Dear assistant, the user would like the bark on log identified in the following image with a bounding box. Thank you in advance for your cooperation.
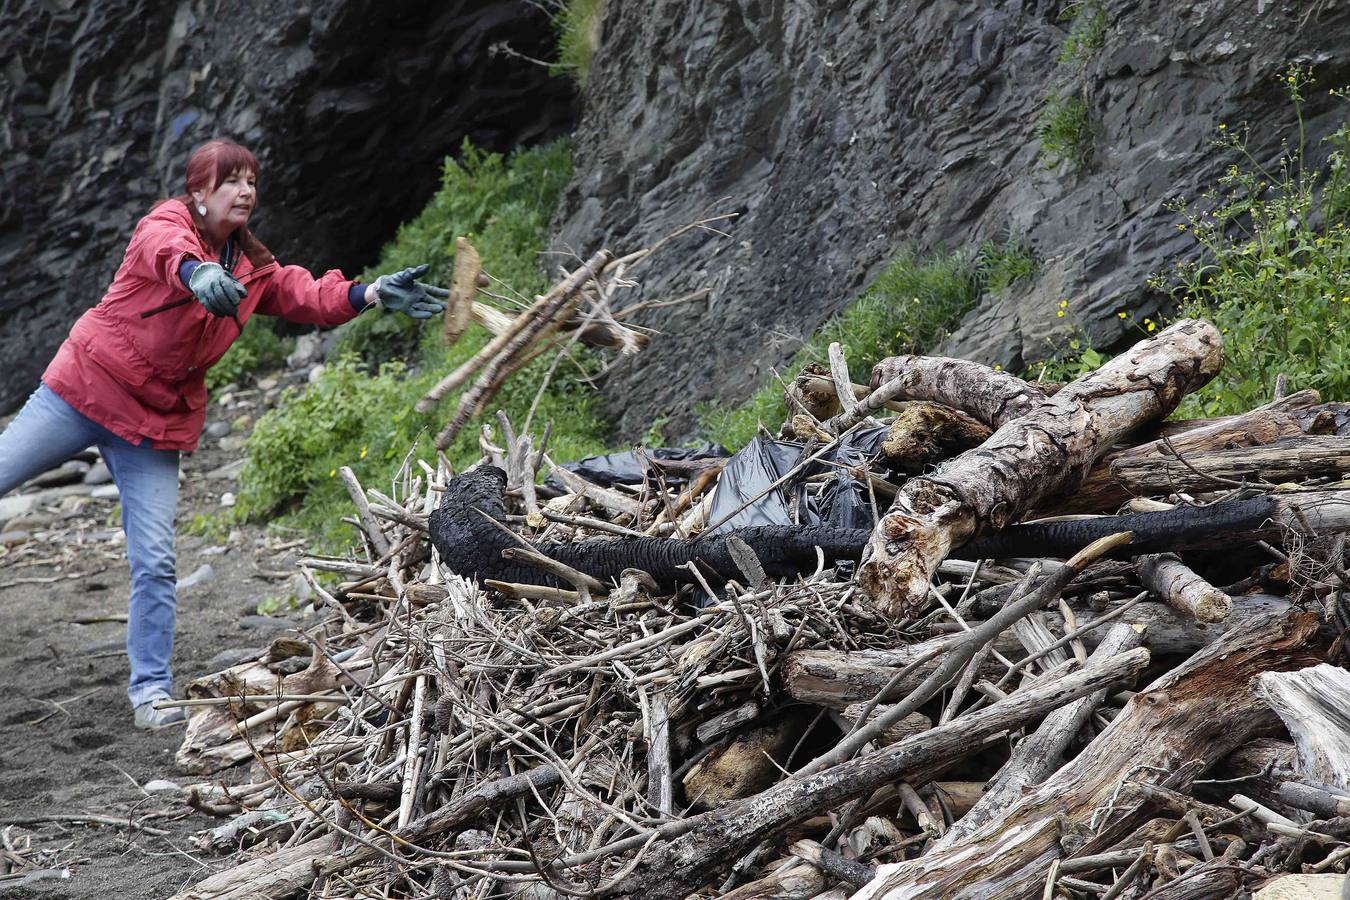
[868,355,1048,430]
[781,634,1021,710]
[1254,664,1350,791]
[1137,553,1232,624]
[860,320,1222,620]
[850,608,1319,900]
[444,236,480,346]
[1048,393,1314,514]
[603,647,1150,899]
[1113,436,1350,495]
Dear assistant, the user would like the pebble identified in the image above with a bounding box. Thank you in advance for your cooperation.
[237,615,292,634]
[257,377,278,390]
[177,563,216,591]
[91,485,120,500]
[205,647,264,671]
[220,492,237,507]
[83,461,112,484]
[231,414,253,433]
[0,494,37,524]
[142,779,183,794]
[200,544,229,556]
[307,363,326,384]
[0,530,31,547]
[204,421,232,439]
[219,436,247,453]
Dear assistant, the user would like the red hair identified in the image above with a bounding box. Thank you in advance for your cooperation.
[184,139,259,195]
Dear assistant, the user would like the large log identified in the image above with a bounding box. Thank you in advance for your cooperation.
[860,320,1222,620]
[1113,436,1350,495]
[1046,391,1316,514]
[851,608,1320,900]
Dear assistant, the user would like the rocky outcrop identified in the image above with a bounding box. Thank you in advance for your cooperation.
[556,0,1350,440]
[0,0,573,415]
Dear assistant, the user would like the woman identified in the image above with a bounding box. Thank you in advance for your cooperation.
[0,139,447,729]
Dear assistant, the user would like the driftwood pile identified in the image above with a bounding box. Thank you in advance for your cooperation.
[165,319,1350,899]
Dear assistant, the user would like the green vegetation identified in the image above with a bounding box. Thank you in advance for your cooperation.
[553,0,605,87]
[206,318,293,391]
[1155,66,1350,416]
[235,139,611,548]
[1057,0,1105,68]
[1038,67,1350,415]
[1038,95,1095,173]
[701,242,1035,448]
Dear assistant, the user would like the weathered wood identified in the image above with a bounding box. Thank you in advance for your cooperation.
[444,235,480,346]
[940,621,1146,844]
[880,403,993,474]
[1137,553,1232,624]
[1254,664,1350,791]
[1113,436,1350,495]
[852,609,1319,900]
[782,634,1018,710]
[683,713,808,810]
[860,320,1222,619]
[717,861,827,900]
[646,692,672,816]
[169,837,331,899]
[869,354,1048,430]
[606,646,1150,899]
[1048,391,1315,514]
[1134,859,1244,899]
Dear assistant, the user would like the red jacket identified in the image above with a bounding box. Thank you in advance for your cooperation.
[44,199,363,451]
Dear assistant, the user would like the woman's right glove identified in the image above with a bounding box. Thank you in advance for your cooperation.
[370,264,450,318]
[189,262,247,317]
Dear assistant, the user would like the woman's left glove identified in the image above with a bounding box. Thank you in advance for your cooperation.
[370,264,449,318]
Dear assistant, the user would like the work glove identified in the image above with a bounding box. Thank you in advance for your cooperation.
[189,262,247,318]
[371,264,449,319]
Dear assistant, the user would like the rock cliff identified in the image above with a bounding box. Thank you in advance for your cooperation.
[0,0,573,414]
[556,0,1350,440]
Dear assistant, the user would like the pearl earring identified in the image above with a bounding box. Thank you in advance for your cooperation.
[196,203,207,215]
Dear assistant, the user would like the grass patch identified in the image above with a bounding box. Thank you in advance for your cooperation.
[1156,67,1350,416]
[1057,0,1105,68]
[701,242,1034,448]
[206,317,293,391]
[1039,95,1094,173]
[553,0,605,87]
[235,139,611,548]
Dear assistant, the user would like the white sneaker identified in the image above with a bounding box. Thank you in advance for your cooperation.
[133,701,186,730]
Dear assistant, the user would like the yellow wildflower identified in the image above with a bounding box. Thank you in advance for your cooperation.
[1057,310,1066,318]
[360,445,368,459]
[1117,311,1128,319]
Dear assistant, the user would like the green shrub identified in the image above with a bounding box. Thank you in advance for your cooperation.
[236,139,611,548]
[1039,95,1095,172]
[553,0,605,87]
[1153,65,1350,416]
[1057,0,1105,68]
[701,242,1035,448]
[206,317,293,391]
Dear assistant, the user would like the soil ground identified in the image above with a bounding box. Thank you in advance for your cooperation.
[0,374,318,898]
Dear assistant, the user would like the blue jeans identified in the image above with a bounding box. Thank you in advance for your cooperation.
[0,384,180,707]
